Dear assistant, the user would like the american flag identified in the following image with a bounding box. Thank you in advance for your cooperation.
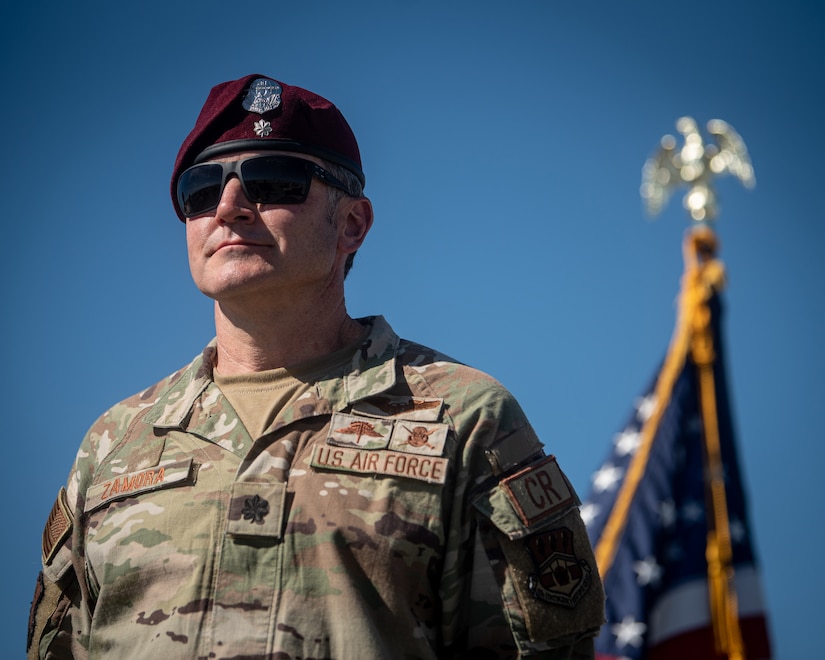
[582,289,772,660]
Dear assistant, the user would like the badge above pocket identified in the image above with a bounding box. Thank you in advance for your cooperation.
[327,412,392,450]
[313,410,451,485]
[352,395,443,421]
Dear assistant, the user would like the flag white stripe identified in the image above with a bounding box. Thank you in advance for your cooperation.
[648,565,767,644]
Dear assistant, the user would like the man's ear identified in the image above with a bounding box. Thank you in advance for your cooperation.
[338,197,374,255]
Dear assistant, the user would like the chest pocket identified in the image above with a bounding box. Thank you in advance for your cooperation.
[82,433,234,603]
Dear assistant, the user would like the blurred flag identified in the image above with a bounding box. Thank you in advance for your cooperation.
[582,228,771,660]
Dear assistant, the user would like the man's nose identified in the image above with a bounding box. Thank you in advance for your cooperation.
[215,176,254,224]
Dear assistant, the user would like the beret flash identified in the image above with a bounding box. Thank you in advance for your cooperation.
[170,74,364,220]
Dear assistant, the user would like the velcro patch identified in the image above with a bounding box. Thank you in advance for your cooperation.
[311,444,448,485]
[42,487,73,565]
[327,412,392,450]
[352,395,444,421]
[525,527,592,608]
[501,456,579,527]
[226,482,288,539]
[389,421,449,456]
[490,508,606,643]
[84,459,195,512]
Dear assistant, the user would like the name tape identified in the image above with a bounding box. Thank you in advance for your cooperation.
[84,459,194,512]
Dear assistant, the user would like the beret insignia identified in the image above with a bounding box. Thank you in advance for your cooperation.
[253,119,273,137]
[243,78,282,114]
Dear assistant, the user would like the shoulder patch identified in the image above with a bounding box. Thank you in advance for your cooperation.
[501,455,579,527]
[42,487,73,565]
[525,527,592,607]
[484,507,606,644]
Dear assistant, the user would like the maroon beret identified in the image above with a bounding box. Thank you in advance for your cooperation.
[170,74,364,220]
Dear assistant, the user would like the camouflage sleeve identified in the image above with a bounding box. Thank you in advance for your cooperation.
[28,569,85,660]
[422,359,605,657]
[406,350,604,660]
[467,449,605,657]
[29,403,128,659]
[29,486,90,659]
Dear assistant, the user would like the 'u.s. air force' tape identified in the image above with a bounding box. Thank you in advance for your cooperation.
[310,444,448,484]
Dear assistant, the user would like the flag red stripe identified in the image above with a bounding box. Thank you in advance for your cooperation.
[648,616,771,660]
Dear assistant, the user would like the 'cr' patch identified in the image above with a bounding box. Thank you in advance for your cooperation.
[500,456,578,527]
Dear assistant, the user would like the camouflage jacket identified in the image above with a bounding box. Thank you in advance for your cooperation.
[31,316,604,659]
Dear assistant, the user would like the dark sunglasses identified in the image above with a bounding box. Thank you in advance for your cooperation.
[177,155,350,218]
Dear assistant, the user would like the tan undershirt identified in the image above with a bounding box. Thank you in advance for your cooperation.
[213,328,369,439]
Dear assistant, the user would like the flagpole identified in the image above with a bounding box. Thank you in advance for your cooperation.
[687,229,745,660]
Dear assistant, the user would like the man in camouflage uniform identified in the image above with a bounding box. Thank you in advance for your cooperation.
[29,74,604,659]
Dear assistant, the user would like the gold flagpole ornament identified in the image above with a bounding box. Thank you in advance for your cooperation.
[641,116,755,222]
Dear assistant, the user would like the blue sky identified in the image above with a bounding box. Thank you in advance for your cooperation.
[3,1,822,657]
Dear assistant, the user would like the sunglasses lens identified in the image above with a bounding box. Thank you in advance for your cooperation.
[177,157,317,217]
[178,164,223,216]
[241,158,310,205]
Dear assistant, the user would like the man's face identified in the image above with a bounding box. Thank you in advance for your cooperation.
[184,151,345,306]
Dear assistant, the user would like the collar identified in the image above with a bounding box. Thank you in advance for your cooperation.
[143,316,400,430]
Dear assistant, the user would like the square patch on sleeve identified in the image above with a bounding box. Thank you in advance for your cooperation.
[500,456,579,527]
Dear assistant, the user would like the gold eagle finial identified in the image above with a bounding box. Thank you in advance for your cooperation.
[641,117,755,222]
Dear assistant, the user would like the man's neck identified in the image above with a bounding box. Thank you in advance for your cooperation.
[212,297,364,375]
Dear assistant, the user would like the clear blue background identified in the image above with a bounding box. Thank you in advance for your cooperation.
[3,1,822,657]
